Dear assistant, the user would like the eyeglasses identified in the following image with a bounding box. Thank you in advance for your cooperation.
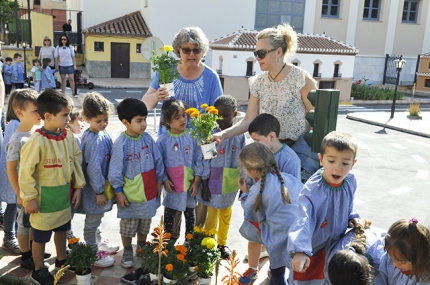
[253,48,277,59]
[181,47,202,54]
[61,38,67,41]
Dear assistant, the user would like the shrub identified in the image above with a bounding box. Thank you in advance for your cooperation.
[351,85,405,100]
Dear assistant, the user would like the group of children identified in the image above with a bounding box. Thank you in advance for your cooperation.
[0,87,429,285]
[1,53,55,96]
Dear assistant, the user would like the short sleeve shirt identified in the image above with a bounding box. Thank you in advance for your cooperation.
[6,131,33,163]
[54,45,75,67]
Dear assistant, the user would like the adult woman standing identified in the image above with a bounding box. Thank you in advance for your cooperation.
[38,36,56,71]
[55,35,76,96]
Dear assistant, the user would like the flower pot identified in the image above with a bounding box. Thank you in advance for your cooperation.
[149,273,159,281]
[198,276,212,284]
[163,275,177,284]
[189,266,196,272]
[76,268,92,285]
[200,142,217,160]
[163,82,175,98]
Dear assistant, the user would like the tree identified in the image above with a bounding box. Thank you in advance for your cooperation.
[0,0,18,43]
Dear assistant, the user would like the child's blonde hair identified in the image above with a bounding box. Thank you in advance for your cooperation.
[257,23,298,59]
[238,142,291,211]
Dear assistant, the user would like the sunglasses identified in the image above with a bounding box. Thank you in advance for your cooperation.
[44,39,51,42]
[181,47,202,54]
[61,38,67,41]
[253,48,277,59]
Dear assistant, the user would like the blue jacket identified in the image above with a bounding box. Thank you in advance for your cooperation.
[12,62,25,83]
[3,64,12,85]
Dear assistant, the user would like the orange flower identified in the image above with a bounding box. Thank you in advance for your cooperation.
[177,254,187,262]
[186,233,193,240]
[195,266,199,271]
[185,108,195,114]
[208,108,218,115]
[166,264,173,271]
[190,111,200,118]
[146,241,150,245]
[206,106,215,112]
[164,232,172,239]
[136,248,143,255]
[68,237,80,245]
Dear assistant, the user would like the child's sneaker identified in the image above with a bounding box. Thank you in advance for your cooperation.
[94,251,115,268]
[21,257,50,271]
[31,267,54,285]
[121,248,135,269]
[2,238,21,254]
[98,239,119,254]
[238,268,258,285]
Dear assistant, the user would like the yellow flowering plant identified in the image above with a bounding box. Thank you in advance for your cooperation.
[186,104,222,145]
[150,45,181,84]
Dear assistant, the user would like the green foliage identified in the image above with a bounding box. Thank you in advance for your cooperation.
[0,0,16,25]
[0,275,28,285]
[141,241,162,275]
[186,105,222,145]
[66,241,98,275]
[351,84,405,100]
[150,45,180,84]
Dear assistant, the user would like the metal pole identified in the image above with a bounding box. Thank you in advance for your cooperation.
[390,68,400,119]
[27,0,32,48]
[15,0,19,48]
[23,45,27,82]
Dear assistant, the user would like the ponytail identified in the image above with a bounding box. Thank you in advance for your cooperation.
[273,164,291,204]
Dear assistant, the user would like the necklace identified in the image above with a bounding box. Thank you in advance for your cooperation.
[268,63,286,81]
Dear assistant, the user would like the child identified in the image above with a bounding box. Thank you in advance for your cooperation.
[288,131,361,284]
[108,98,164,269]
[327,220,386,285]
[3,57,13,95]
[198,95,246,260]
[12,53,25,89]
[0,90,22,255]
[19,89,85,284]
[67,107,85,148]
[156,99,206,239]
[5,89,45,269]
[41,58,55,90]
[238,142,302,285]
[374,218,430,285]
[239,113,302,284]
[31,59,43,93]
[80,92,118,268]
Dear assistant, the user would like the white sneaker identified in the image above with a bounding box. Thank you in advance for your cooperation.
[94,255,115,268]
[98,239,120,254]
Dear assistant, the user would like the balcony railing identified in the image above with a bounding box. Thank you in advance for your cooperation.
[333,73,342,78]
[313,73,322,78]
[246,71,256,77]
[216,69,222,75]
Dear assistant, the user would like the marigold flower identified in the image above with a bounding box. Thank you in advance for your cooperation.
[186,233,193,240]
[166,264,174,271]
[201,237,217,249]
[190,111,200,118]
[195,266,199,271]
[206,106,215,112]
[164,45,174,53]
[208,108,218,115]
[185,108,195,114]
[164,232,172,239]
[68,237,80,245]
[177,254,187,262]
[136,248,143,255]
[146,241,151,245]
[200,103,208,108]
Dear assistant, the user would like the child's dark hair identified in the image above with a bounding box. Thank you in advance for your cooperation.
[161,99,185,130]
[69,107,83,122]
[320,131,358,159]
[384,218,430,282]
[328,220,374,285]
[6,90,20,122]
[248,113,280,137]
[32,58,41,65]
[13,53,22,59]
[42,58,51,68]
[37,89,73,119]
[82,92,111,119]
[238,142,291,211]
[5,57,13,62]
[117,97,148,123]
[11,89,38,112]
[214,95,238,112]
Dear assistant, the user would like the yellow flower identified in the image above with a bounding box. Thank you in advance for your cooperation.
[186,233,193,240]
[201,237,217,249]
[208,108,218,115]
[190,111,200,118]
[185,108,197,114]
[200,103,208,109]
[208,228,218,236]
[206,106,215,112]
[166,264,173,271]
[164,45,174,52]
[194,226,204,233]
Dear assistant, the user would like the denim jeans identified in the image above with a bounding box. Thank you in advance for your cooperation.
[291,136,320,183]
[3,203,17,241]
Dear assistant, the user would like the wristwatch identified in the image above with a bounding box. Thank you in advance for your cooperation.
[96,191,104,195]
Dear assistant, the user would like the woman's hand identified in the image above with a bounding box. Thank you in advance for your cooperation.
[211,130,225,145]
[155,86,170,102]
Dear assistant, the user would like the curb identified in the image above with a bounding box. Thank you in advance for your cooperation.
[93,84,148,89]
[346,114,430,138]
[342,99,430,105]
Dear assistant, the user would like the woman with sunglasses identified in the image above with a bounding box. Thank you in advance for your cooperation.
[55,35,76,96]
[38,36,56,73]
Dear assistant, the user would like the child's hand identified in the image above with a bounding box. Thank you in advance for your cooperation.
[163,180,174,193]
[96,193,107,206]
[24,199,39,214]
[202,185,211,202]
[292,252,310,273]
[348,218,362,228]
[116,192,129,208]
[238,177,249,192]
[189,181,199,197]
[72,188,82,209]
[14,77,18,81]
[17,196,23,207]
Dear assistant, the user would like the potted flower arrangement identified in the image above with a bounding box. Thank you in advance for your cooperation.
[162,244,190,284]
[150,45,181,97]
[66,238,98,285]
[186,104,222,159]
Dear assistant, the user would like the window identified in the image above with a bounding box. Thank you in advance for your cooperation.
[333,64,341,77]
[313,63,321,77]
[363,0,381,20]
[402,0,419,23]
[34,0,40,4]
[255,0,305,33]
[425,79,430,88]
[136,44,141,53]
[246,61,254,76]
[319,81,335,89]
[321,0,340,18]
[94,42,104,52]
[293,62,298,66]
[428,63,430,69]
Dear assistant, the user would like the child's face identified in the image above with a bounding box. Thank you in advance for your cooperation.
[250,132,276,152]
[6,60,12,65]
[68,119,84,135]
[166,108,187,134]
[243,167,260,181]
[17,102,42,126]
[87,113,108,134]
[215,104,236,130]
[15,57,22,63]
[123,115,147,137]
[34,61,40,67]
[387,249,413,274]
[318,146,357,184]
[45,106,71,131]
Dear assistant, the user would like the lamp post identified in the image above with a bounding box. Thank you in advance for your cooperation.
[0,41,3,57]
[390,58,406,119]
[22,41,28,84]
[73,43,78,96]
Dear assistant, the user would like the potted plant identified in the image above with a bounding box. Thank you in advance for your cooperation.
[162,244,189,285]
[150,45,181,97]
[66,238,98,285]
[186,104,222,159]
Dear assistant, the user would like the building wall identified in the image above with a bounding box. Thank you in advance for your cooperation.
[222,77,250,102]
[416,75,430,92]
[312,0,350,43]
[31,12,54,50]
[418,57,430,73]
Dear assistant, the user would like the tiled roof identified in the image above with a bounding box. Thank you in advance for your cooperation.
[210,29,359,55]
[421,52,430,58]
[82,11,151,37]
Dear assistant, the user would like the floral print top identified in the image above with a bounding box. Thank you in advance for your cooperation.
[249,65,309,141]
